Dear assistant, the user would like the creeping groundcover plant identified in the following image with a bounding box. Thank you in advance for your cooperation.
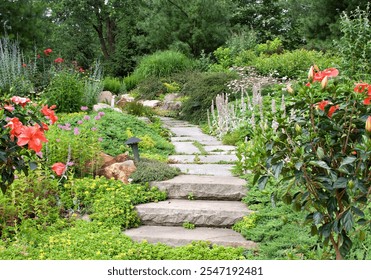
[256,65,370,259]
[0,96,63,193]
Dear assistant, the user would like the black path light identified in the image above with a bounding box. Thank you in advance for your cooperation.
[125,137,142,163]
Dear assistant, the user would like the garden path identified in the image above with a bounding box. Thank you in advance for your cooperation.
[124,117,256,249]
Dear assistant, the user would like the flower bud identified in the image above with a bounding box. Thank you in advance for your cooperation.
[286,84,294,94]
[308,66,314,81]
[321,76,328,89]
[366,116,371,133]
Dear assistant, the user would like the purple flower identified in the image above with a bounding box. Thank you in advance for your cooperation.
[77,120,83,125]
[98,137,103,142]
[94,115,101,120]
[36,151,43,158]
[84,115,90,121]
[67,161,74,166]
[98,112,105,117]
[91,127,97,131]
[74,127,80,135]
[81,106,88,111]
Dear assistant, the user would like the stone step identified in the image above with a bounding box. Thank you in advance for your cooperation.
[169,154,238,164]
[124,226,257,249]
[150,175,246,200]
[173,142,200,154]
[135,199,252,227]
[169,163,234,176]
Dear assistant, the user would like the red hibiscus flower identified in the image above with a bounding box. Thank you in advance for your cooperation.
[54,57,64,63]
[10,96,31,107]
[17,124,48,152]
[4,117,24,140]
[52,162,66,176]
[40,105,58,124]
[328,105,339,118]
[364,96,371,105]
[313,68,339,82]
[43,48,52,56]
[316,100,330,111]
[354,82,370,93]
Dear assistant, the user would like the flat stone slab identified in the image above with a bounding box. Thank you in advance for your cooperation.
[135,199,251,227]
[169,127,205,137]
[150,175,247,200]
[169,154,238,164]
[124,226,257,249]
[170,163,234,176]
[203,145,236,153]
[173,142,200,154]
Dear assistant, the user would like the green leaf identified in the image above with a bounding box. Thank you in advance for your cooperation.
[29,162,38,170]
[341,210,354,232]
[294,161,303,171]
[320,223,332,238]
[316,147,325,160]
[340,156,356,167]
[313,212,323,225]
[333,177,347,189]
[309,160,331,170]
[351,206,364,217]
[272,161,283,179]
[340,233,352,258]
[257,176,268,190]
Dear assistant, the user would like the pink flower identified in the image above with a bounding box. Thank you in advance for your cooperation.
[43,48,52,56]
[77,120,83,125]
[84,115,90,120]
[54,57,64,63]
[91,127,97,131]
[4,105,15,112]
[74,127,80,135]
[11,96,31,108]
[81,106,88,111]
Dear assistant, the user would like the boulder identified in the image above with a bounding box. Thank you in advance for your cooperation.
[117,94,135,107]
[100,160,136,184]
[93,103,122,113]
[140,100,162,108]
[98,91,113,104]
[161,93,182,111]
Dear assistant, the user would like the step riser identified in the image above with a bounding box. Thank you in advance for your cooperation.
[151,183,246,201]
[136,210,245,227]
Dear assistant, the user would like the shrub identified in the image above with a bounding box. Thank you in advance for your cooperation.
[180,71,237,123]
[122,101,154,117]
[253,49,339,78]
[103,76,124,94]
[130,158,180,183]
[42,70,84,113]
[124,74,140,91]
[336,5,371,80]
[136,76,167,100]
[83,61,103,108]
[254,38,283,55]
[132,50,195,81]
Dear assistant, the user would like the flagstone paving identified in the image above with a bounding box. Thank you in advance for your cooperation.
[124,117,257,249]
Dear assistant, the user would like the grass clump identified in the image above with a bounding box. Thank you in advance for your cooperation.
[130,158,180,183]
[103,76,125,94]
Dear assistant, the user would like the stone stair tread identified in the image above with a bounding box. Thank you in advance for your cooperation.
[135,199,252,227]
[150,175,247,200]
[169,154,238,163]
[124,225,257,249]
[169,163,234,176]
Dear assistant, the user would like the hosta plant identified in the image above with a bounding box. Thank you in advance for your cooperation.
[257,66,370,259]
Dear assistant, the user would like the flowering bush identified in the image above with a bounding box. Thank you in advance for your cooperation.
[256,66,370,259]
[0,96,58,193]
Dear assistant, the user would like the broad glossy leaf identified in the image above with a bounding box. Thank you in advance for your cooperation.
[340,156,356,167]
[313,212,323,225]
[257,176,268,190]
[309,160,331,170]
[272,161,283,179]
[341,210,354,232]
[340,234,352,258]
[320,222,332,238]
[333,177,347,189]
[351,206,364,217]
[316,147,325,160]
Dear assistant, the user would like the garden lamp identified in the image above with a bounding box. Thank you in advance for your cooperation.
[125,137,142,163]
